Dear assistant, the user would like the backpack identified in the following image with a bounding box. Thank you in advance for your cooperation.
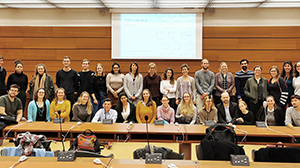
[204,124,237,144]
[71,129,103,153]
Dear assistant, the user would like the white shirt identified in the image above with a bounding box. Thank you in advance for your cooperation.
[225,106,232,123]
[160,80,177,98]
[91,108,118,123]
[121,104,130,120]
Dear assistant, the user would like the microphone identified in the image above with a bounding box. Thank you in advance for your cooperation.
[144,115,150,152]
[57,109,65,151]
[57,109,62,115]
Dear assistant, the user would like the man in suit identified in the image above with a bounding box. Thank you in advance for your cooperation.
[217,92,239,124]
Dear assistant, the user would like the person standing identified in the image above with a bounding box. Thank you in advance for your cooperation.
[124,62,143,106]
[215,62,235,105]
[293,61,300,96]
[90,63,107,116]
[281,61,294,107]
[0,55,7,96]
[235,59,254,104]
[195,58,215,112]
[160,68,177,112]
[106,62,124,109]
[78,59,95,96]
[143,62,162,106]
[7,60,28,111]
[28,63,54,101]
[244,65,268,118]
[56,56,78,119]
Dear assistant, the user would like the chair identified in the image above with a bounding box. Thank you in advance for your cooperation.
[195,145,203,160]
[74,151,114,158]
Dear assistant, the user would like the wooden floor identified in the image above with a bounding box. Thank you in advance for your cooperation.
[0,140,264,161]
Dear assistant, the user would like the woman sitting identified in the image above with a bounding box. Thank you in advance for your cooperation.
[235,101,255,125]
[136,89,157,123]
[115,93,137,123]
[256,95,285,126]
[157,95,175,124]
[50,88,71,122]
[176,92,197,124]
[27,88,50,122]
[72,91,93,122]
[197,95,218,125]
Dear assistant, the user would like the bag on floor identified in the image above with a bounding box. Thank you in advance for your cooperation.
[71,129,103,153]
[205,124,237,144]
[254,145,300,162]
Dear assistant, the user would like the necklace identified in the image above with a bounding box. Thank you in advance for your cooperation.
[36,102,44,117]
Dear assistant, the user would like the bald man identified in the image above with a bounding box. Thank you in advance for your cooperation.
[216,92,239,124]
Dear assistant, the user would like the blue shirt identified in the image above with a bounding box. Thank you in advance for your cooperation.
[235,70,254,98]
[91,108,118,123]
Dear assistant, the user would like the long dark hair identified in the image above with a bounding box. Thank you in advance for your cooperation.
[118,93,128,107]
[280,61,293,80]
[162,68,175,85]
[111,62,121,74]
[295,61,300,78]
[142,89,153,107]
[130,62,139,77]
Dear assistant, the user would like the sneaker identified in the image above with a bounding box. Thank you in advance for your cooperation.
[106,142,112,149]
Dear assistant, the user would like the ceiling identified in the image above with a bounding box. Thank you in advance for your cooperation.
[0,0,300,9]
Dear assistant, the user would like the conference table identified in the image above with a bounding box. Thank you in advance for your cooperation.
[1,156,300,168]
[2,122,300,160]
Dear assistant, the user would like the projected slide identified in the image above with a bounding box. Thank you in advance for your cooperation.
[119,14,196,59]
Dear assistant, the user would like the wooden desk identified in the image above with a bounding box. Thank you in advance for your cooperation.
[1,156,300,168]
[3,122,300,160]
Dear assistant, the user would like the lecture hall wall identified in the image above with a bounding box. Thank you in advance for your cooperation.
[1,8,300,84]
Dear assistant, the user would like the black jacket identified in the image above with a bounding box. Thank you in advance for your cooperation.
[115,102,137,123]
[217,102,239,124]
[256,106,285,126]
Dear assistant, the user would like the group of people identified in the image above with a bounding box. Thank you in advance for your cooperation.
[0,55,300,128]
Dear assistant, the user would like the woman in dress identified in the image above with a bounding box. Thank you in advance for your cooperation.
[28,63,54,101]
[143,62,161,106]
[27,88,50,122]
[175,92,197,124]
[176,64,196,105]
[293,61,300,96]
[215,62,235,105]
[197,95,218,124]
[115,93,136,123]
[157,95,175,124]
[256,95,285,126]
[72,91,93,122]
[106,62,124,109]
[50,88,71,122]
[280,61,294,107]
[160,68,177,111]
[267,65,288,112]
[90,63,107,116]
[124,62,143,106]
[7,60,28,110]
[136,89,157,123]
[235,101,255,125]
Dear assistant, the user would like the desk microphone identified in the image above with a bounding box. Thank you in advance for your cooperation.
[145,115,150,151]
[57,110,65,151]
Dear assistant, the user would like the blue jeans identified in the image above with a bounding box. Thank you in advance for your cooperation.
[92,91,106,118]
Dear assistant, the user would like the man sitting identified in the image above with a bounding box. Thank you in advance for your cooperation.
[92,98,118,123]
[217,92,239,124]
[285,95,300,128]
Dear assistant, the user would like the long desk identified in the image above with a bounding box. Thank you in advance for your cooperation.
[1,156,300,168]
[3,122,300,159]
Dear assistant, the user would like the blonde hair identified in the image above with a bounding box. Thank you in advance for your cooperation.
[219,62,228,73]
[95,63,105,77]
[179,92,194,115]
[202,95,216,110]
[53,88,66,105]
[73,91,93,115]
[148,62,157,73]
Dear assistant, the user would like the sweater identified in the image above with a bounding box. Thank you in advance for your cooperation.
[124,73,143,105]
[157,105,175,124]
[56,69,78,95]
[72,104,92,122]
[0,66,6,93]
[267,77,288,107]
[175,103,197,124]
[106,73,124,94]
[234,70,254,99]
[293,76,300,96]
[194,69,215,95]
[27,100,50,122]
[143,73,161,98]
[160,80,177,99]
[234,110,255,125]
[7,72,28,91]
[89,75,107,100]
[175,75,196,101]
[197,108,218,124]
[136,101,157,123]
[50,100,71,122]
[78,70,95,95]
[244,76,268,104]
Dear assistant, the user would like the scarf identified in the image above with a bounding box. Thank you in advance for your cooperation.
[33,73,46,98]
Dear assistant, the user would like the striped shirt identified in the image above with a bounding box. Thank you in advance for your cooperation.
[235,70,254,99]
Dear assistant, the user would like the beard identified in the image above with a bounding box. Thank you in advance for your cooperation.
[242,66,247,71]
[203,67,208,70]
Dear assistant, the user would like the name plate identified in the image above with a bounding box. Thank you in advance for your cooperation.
[205,120,215,126]
[53,118,65,123]
[103,119,113,124]
[154,120,164,125]
[256,121,267,127]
